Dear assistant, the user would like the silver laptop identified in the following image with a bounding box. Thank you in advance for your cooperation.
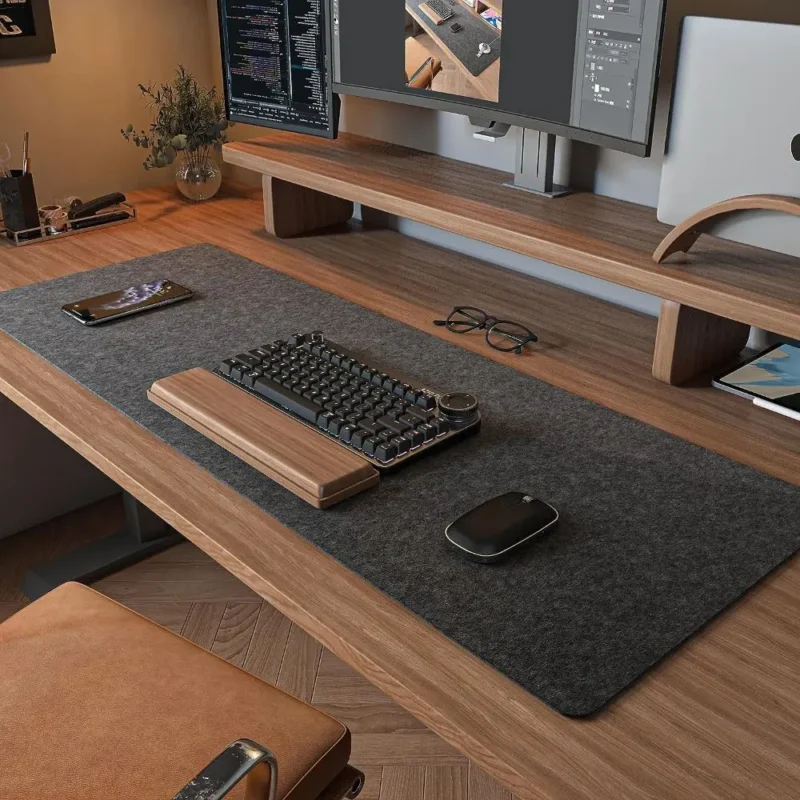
[658,17,800,258]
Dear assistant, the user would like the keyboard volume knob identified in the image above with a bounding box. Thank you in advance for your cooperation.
[437,393,479,427]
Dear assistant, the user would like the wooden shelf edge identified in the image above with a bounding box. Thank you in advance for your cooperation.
[223,137,800,341]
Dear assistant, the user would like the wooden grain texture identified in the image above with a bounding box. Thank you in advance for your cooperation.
[243,602,294,684]
[264,176,354,238]
[211,601,261,667]
[148,368,379,508]
[652,300,751,385]
[1,186,800,799]
[223,131,800,340]
[379,767,426,800]
[653,194,800,263]
[424,766,469,800]
[277,624,324,704]
[467,766,512,800]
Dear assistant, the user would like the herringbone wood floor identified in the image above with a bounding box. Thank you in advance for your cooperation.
[0,496,519,800]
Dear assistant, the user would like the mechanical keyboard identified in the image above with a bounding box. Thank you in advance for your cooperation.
[216,331,481,470]
[424,0,455,22]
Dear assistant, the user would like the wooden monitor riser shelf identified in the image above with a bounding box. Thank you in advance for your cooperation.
[224,131,800,387]
[1,185,800,799]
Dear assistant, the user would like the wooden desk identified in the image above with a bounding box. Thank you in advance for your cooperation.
[1,186,799,799]
[406,2,500,102]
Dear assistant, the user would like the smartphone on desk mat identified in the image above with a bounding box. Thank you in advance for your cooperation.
[62,279,193,326]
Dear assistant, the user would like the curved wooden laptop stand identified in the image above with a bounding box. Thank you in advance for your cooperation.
[653,194,800,264]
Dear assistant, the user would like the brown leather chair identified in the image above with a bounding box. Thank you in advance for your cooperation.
[0,583,365,800]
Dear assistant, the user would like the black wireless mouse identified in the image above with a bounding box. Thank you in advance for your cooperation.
[445,492,559,563]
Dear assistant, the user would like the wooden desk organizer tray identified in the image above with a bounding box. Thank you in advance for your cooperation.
[148,368,379,508]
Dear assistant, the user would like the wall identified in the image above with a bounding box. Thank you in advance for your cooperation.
[0,0,214,205]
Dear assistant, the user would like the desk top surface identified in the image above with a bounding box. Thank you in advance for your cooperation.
[0,186,798,800]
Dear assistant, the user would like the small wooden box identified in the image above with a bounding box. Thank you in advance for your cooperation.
[148,368,379,508]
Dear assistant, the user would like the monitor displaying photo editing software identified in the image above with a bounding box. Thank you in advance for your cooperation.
[332,0,666,154]
[217,0,666,154]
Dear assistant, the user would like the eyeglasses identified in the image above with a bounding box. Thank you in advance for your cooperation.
[434,306,538,355]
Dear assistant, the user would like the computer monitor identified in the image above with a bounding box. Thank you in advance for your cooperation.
[658,17,800,258]
[218,0,339,137]
[332,0,667,156]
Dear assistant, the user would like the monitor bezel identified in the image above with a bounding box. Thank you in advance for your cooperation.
[330,0,668,157]
[217,0,340,139]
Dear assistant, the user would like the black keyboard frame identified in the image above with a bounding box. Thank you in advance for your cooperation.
[215,334,481,471]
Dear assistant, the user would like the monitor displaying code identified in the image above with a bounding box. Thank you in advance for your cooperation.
[219,0,336,136]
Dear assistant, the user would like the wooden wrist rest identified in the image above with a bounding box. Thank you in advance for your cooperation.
[148,368,379,508]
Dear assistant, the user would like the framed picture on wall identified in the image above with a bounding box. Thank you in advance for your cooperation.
[0,0,55,60]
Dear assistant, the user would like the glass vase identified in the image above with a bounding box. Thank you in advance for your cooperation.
[175,151,222,202]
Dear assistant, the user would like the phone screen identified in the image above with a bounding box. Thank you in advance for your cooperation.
[63,280,192,323]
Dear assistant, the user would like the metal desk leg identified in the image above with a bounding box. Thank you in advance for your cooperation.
[21,492,183,600]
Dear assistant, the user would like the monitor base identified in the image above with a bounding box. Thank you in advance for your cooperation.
[510,128,572,199]
[472,123,572,198]
[503,179,572,200]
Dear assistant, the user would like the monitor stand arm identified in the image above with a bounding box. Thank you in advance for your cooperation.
[472,123,572,199]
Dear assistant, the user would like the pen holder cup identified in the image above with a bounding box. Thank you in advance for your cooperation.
[0,171,39,232]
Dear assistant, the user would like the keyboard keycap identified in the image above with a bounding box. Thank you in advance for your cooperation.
[404,388,418,404]
[242,370,262,388]
[377,415,412,435]
[375,442,398,462]
[407,430,425,448]
[358,419,385,436]
[351,430,369,449]
[433,417,450,436]
[392,436,411,455]
[417,394,437,411]
[339,424,357,443]
[328,417,346,436]
[406,405,434,421]
[234,353,262,369]
[219,359,237,376]
[362,436,380,456]
[230,365,248,382]
[253,376,321,423]
[317,412,335,431]
[398,413,421,429]
[418,423,437,442]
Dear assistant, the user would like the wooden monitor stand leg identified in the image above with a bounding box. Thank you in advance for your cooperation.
[652,300,751,386]
[262,175,354,238]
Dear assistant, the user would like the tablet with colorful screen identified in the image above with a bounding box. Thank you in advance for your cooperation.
[713,344,800,413]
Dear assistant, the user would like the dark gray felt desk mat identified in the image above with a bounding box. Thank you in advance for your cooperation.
[2,244,799,716]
